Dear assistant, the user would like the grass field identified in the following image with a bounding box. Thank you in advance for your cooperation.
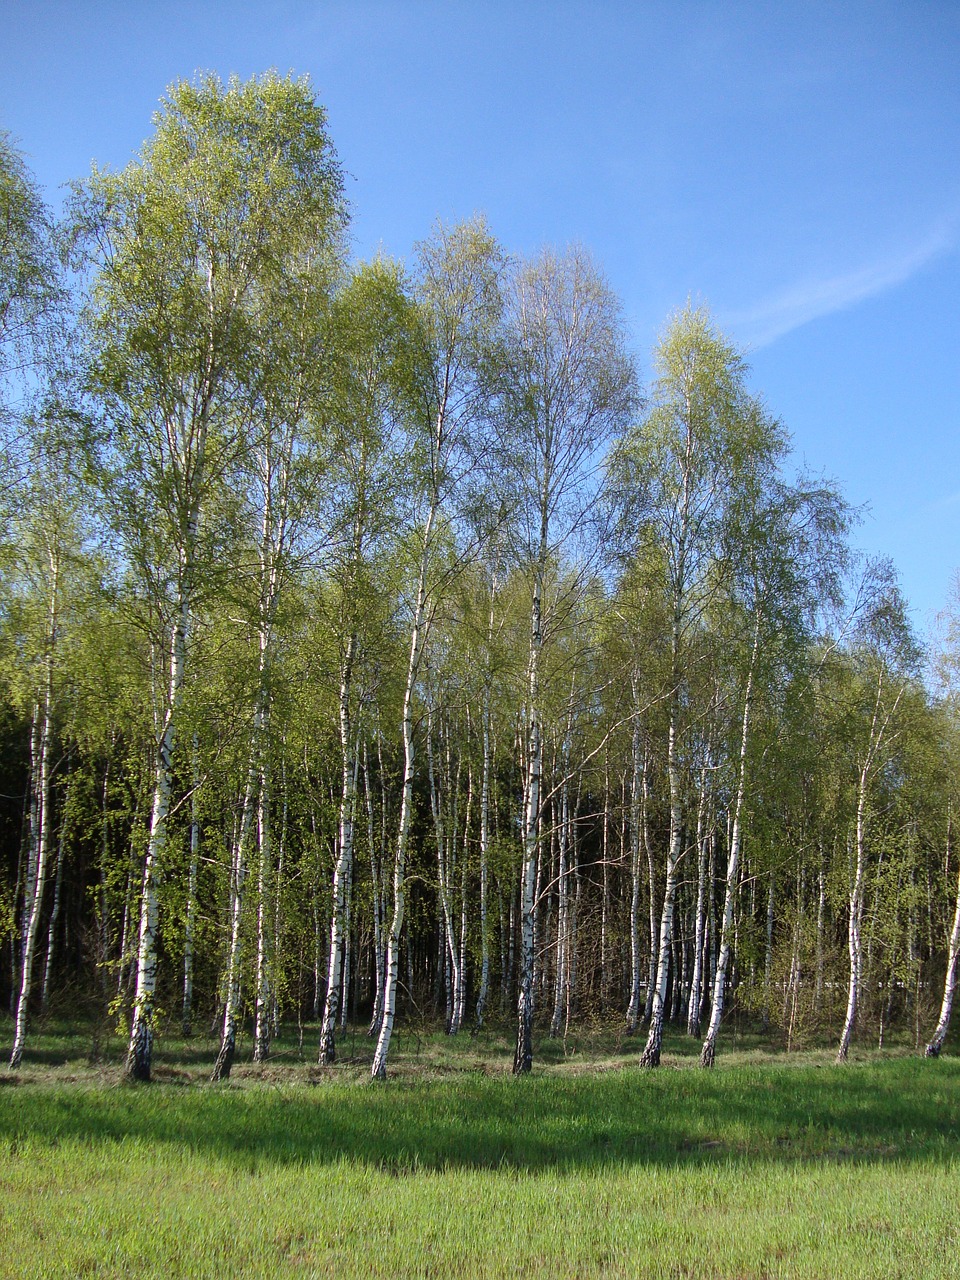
[1,1018,958,1277]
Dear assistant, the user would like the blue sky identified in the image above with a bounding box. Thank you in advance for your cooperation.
[3,1,958,631]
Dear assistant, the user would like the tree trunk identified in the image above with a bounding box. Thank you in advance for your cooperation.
[700,629,757,1069]
[600,756,611,1009]
[476,690,492,1028]
[926,823,960,1057]
[550,771,571,1038]
[639,701,682,1068]
[838,760,872,1061]
[253,722,273,1063]
[514,537,544,1076]
[642,753,659,1025]
[762,872,775,1033]
[837,830,863,1062]
[211,758,259,1082]
[9,651,55,1070]
[371,507,433,1080]
[181,740,200,1037]
[40,766,71,1017]
[429,715,464,1036]
[126,585,189,1083]
[456,790,470,1035]
[815,861,826,1015]
[320,640,358,1064]
[687,769,710,1038]
[838,671,903,1062]
[365,737,385,1038]
[625,720,644,1034]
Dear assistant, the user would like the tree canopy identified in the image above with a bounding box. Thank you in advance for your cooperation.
[1,73,957,1079]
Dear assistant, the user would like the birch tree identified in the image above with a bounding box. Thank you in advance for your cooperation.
[612,306,784,1067]
[6,453,75,1067]
[371,217,503,1079]
[317,259,415,1064]
[499,244,637,1074]
[212,247,341,1079]
[926,805,960,1057]
[0,138,73,1064]
[72,71,344,1081]
[0,131,63,473]
[835,573,917,1062]
[926,599,960,1057]
[699,472,848,1065]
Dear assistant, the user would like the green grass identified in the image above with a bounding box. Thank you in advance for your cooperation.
[1,1019,959,1277]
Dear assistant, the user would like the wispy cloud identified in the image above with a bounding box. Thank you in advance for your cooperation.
[725,219,957,349]
[925,487,960,514]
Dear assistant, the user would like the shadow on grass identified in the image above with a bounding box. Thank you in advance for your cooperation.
[1,1046,959,1174]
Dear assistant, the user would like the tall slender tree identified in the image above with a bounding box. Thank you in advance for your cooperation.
[371,217,504,1079]
[72,71,344,1080]
[317,258,416,1064]
[612,306,785,1067]
[499,244,637,1074]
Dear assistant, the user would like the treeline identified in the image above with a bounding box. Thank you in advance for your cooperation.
[3,72,960,1080]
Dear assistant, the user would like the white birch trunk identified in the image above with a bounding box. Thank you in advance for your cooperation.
[550,778,570,1037]
[837,673,901,1062]
[700,629,757,1068]
[340,793,355,1035]
[514,562,543,1075]
[40,768,70,1016]
[687,770,710,1038]
[320,643,358,1063]
[926,837,960,1056]
[371,503,434,1080]
[625,721,644,1033]
[642,754,659,1024]
[569,859,581,1029]
[9,571,57,1070]
[762,871,775,1032]
[600,757,610,1007]
[126,580,189,1082]
[639,707,682,1068]
[271,753,288,1038]
[837,810,867,1061]
[815,861,826,1014]
[365,738,385,1037]
[211,754,259,1081]
[253,723,272,1063]
[18,708,42,989]
[181,739,200,1036]
[429,715,463,1035]
[453,758,472,1035]
[475,688,492,1028]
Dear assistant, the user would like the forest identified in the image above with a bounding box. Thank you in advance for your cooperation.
[3,69,960,1085]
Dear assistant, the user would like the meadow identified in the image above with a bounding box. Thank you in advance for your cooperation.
[1,1018,958,1278]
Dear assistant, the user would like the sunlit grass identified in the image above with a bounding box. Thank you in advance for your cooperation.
[1,1017,958,1277]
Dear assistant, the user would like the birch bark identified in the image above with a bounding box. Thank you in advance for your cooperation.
[371,518,433,1078]
[181,740,200,1037]
[506,246,636,1074]
[687,768,711,1038]
[371,219,503,1078]
[926,824,960,1056]
[625,720,644,1033]
[9,551,58,1069]
[838,670,905,1062]
[701,624,758,1067]
[320,638,358,1063]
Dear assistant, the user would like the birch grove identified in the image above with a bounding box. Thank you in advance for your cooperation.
[4,75,960,1078]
